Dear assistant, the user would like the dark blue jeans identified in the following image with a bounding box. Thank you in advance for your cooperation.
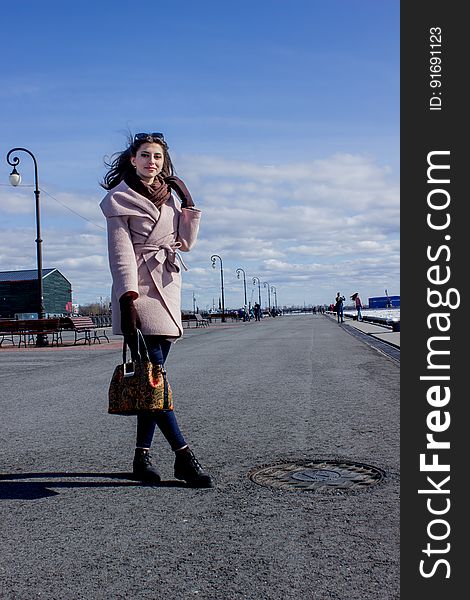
[136,335,187,451]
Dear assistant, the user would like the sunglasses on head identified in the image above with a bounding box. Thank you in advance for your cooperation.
[134,132,165,142]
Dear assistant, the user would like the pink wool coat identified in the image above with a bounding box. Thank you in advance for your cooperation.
[100,180,201,338]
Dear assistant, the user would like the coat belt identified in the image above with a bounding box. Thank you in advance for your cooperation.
[134,242,189,272]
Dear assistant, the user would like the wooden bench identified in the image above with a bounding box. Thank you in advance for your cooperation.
[0,320,18,347]
[60,316,110,345]
[21,318,63,347]
[207,312,239,323]
[91,315,112,328]
[195,314,209,327]
[182,313,210,328]
[0,318,63,347]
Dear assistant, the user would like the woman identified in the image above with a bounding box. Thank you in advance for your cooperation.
[335,292,345,323]
[351,292,363,321]
[100,132,213,488]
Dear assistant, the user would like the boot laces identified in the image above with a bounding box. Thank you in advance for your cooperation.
[188,450,202,471]
[139,450,153,466]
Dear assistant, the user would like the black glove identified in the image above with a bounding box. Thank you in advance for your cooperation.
[164,176,194,208]
[119,295,141,342]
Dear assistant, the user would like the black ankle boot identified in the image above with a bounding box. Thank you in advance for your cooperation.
[174,447,214,488]
[133,448,161,483]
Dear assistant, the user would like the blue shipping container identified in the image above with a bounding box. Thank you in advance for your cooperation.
[368,295,400,308]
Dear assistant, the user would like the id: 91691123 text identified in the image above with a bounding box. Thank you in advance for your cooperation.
[429,27,442,111]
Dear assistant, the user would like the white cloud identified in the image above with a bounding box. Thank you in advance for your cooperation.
[0,187,36,215]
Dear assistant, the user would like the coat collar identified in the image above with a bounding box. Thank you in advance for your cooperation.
[100,180,168,221]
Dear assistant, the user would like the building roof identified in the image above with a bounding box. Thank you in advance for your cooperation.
[0,268,57,282]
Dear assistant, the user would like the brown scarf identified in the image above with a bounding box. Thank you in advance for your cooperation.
[124,169,171,209]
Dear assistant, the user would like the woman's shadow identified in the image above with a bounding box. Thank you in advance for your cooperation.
[0,471,188,500]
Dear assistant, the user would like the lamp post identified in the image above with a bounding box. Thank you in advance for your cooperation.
[6,147,48,346]
[252,276,262,308]
[236,268,248,318]
[263,281,271,314]
[271,285,278,311]
[211,254,226,322]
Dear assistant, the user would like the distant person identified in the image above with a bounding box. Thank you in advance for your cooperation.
[100,131,213,488]
[254,302,261,321]
[351,292,363,321]
[335,292,345,323]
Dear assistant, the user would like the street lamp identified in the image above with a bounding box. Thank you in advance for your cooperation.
[6,147,48,346]
[271,285,278,311]
[252,276,262,308]
[211,254,226,322]
[236,268,248,318]
[263,281,271,314]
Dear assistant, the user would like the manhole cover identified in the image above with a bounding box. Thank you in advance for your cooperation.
[249,460,385,493]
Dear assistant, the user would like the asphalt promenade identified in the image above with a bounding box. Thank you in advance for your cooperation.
[0,314,399,600]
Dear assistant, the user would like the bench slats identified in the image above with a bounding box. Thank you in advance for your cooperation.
[0,319,62,347]
[181,313,210,328]
[60,317,110,345]
[0,317,110,347]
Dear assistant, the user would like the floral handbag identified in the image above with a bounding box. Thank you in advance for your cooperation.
[108,330,173,415]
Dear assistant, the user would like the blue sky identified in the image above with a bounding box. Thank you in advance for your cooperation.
[0,0,399,311]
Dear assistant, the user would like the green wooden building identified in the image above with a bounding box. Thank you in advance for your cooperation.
[0,269,72,318]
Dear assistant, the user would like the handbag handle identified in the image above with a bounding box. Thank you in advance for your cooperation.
[122,329,150,364]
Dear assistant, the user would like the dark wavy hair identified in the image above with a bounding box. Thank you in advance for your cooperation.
[101,133,175,190]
